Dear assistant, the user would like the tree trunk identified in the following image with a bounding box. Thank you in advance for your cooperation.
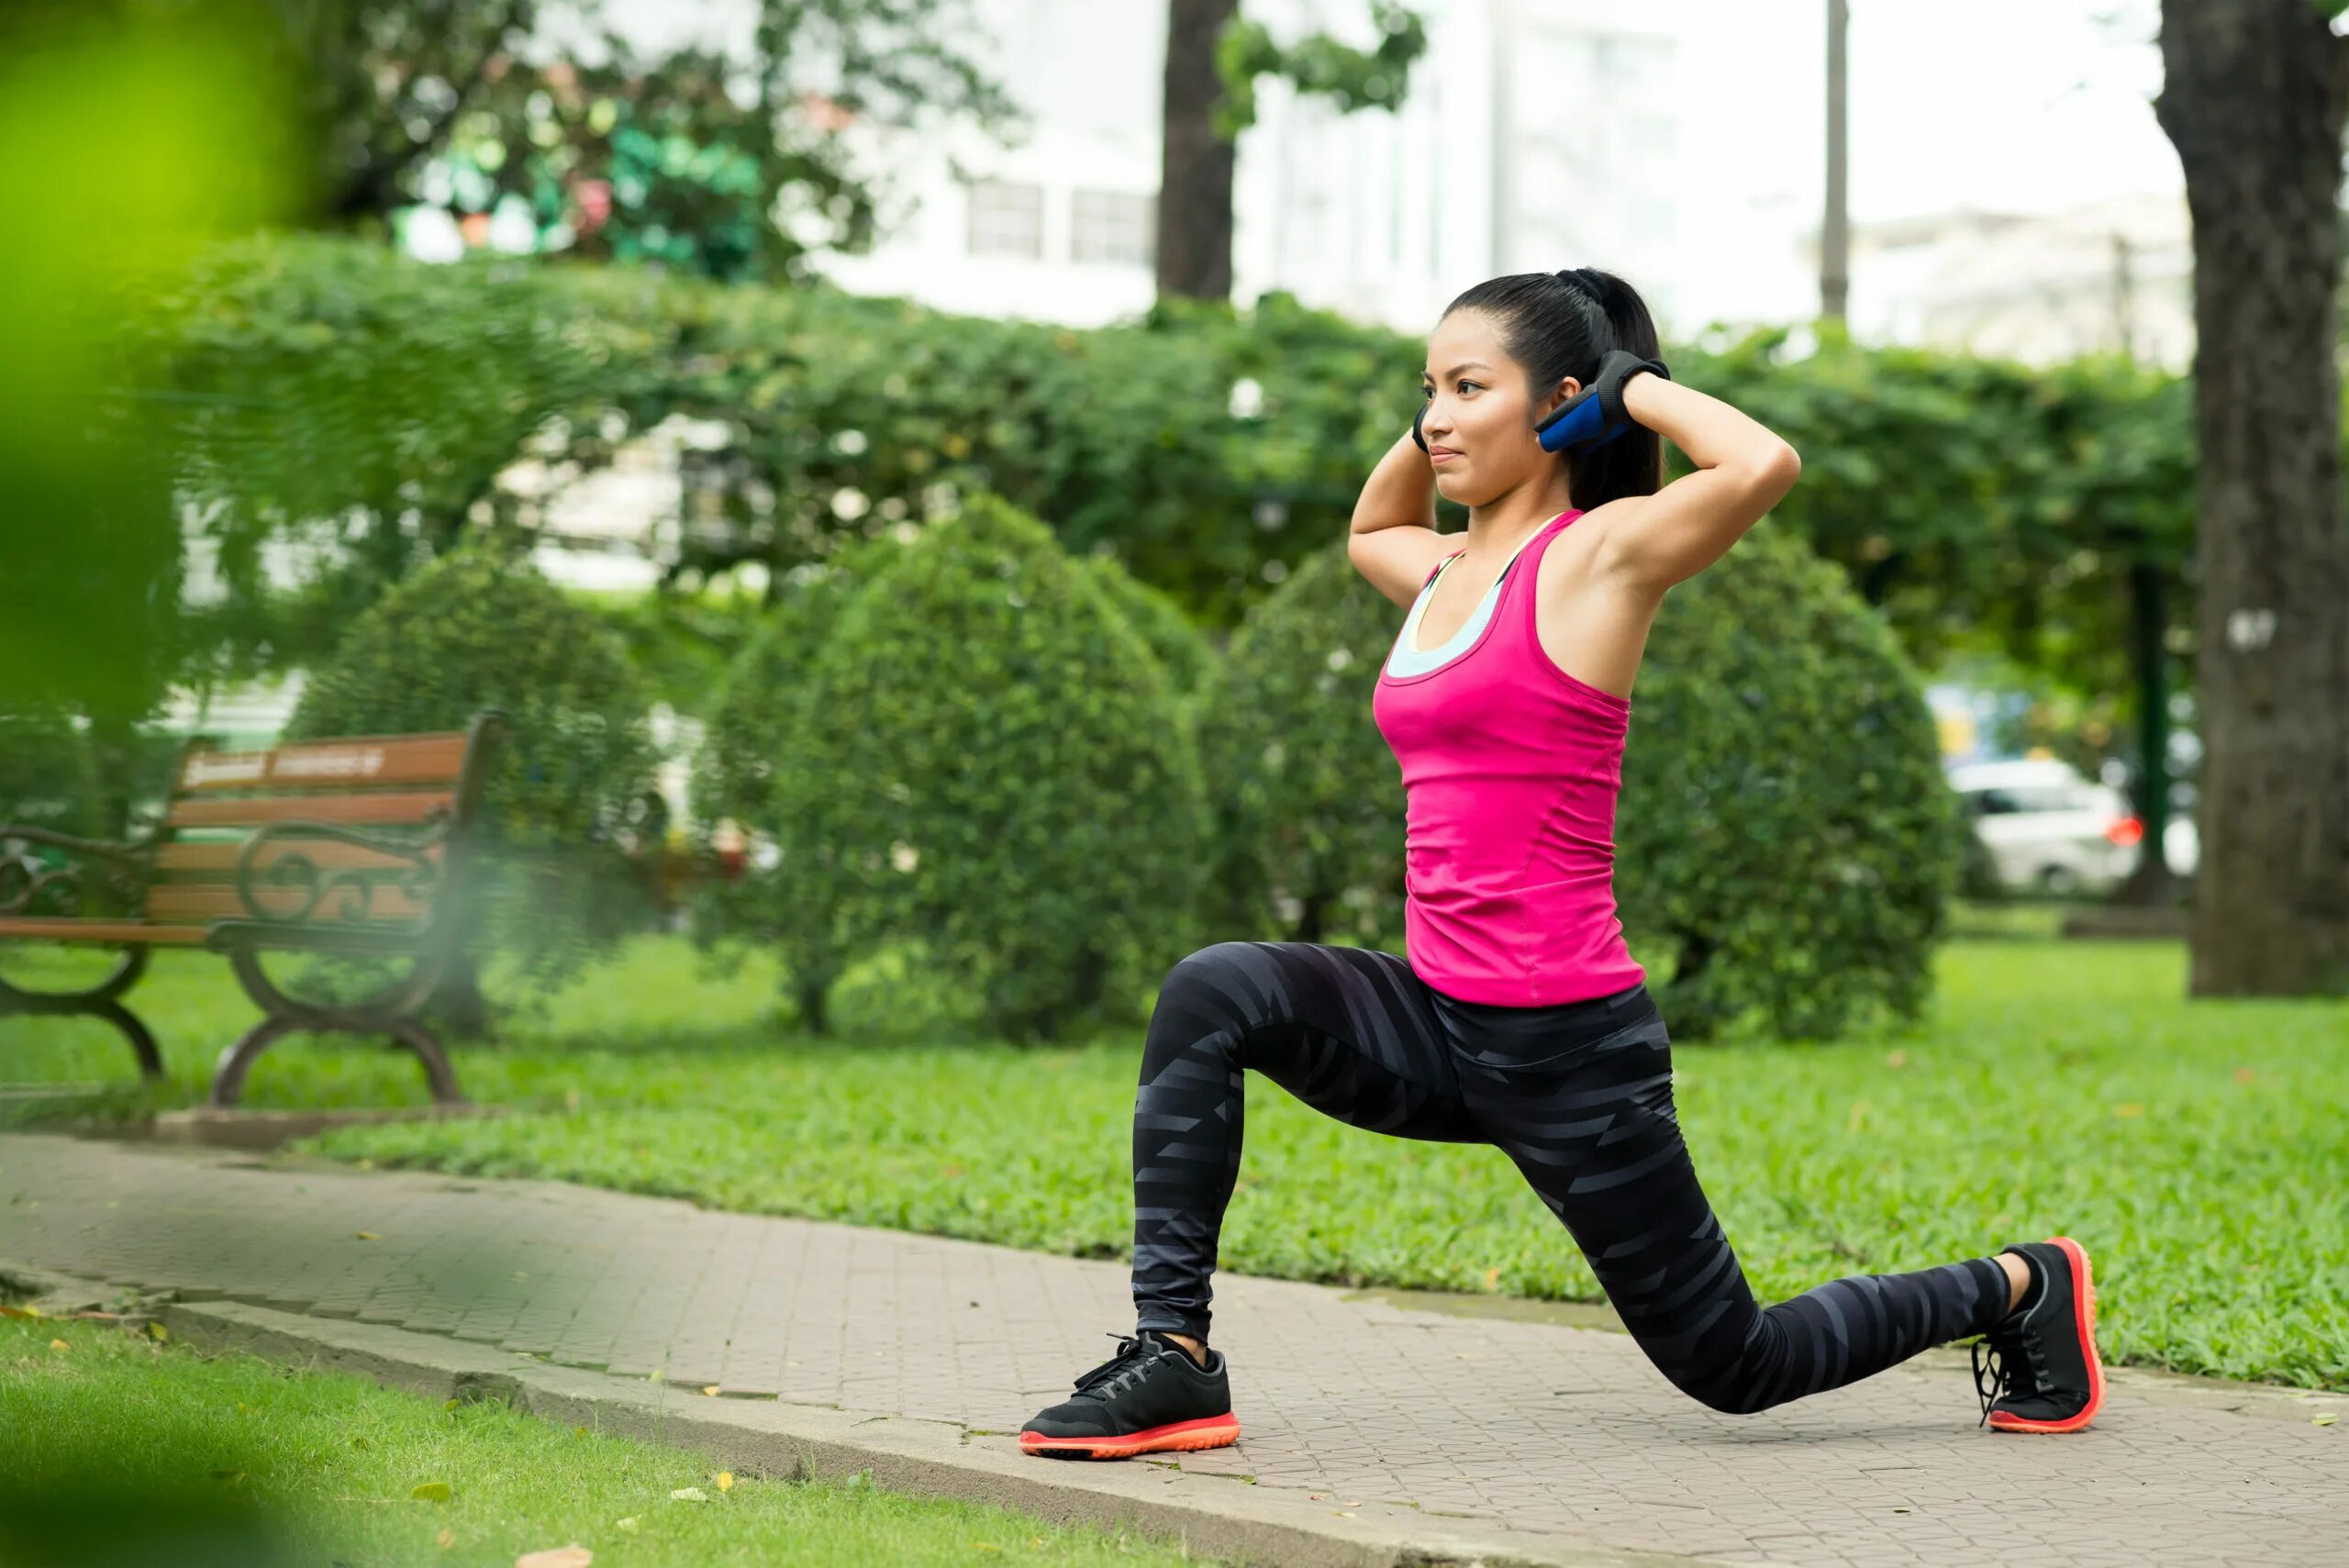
[2154,1,2349,993]
[1157,0,1240,301]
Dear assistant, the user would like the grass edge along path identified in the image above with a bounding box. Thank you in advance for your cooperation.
[0,1313,1244,1568]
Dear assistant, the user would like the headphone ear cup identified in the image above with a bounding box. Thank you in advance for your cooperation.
[1412,400,1429,453]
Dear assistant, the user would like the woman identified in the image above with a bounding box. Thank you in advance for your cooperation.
[1019,268,2105,1461]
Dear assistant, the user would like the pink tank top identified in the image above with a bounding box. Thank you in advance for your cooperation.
[1369,508,1646,1006]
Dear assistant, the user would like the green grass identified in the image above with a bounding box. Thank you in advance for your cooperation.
[0,1317,1239,1568]
[4,926,2344,1391]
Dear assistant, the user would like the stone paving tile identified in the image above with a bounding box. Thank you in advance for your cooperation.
[3,1132,2345,1567]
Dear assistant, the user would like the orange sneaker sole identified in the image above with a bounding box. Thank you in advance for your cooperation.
[1987,1234,2105,1433]
[1019,1413,1241,1460]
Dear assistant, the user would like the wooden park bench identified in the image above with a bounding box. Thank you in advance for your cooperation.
[0,711,507,1106]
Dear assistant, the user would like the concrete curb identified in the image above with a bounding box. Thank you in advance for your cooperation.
[8,1263,1709,1568]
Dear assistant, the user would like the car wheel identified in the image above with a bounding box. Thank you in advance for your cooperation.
[2037,864,2080,898]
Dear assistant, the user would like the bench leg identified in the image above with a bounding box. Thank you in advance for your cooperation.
[207,1016,466,1108]
[388,1018,466,1106]
[0,948,163,1084]
[94,998,165,1082]
[208,1018,295,1108]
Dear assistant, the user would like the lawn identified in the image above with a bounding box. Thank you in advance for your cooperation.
[0,1315,1240,1568]
[4,923,2343,1391]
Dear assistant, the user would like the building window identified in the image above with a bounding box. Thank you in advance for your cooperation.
[1071,188,1154,265]
[966,180,1044,259]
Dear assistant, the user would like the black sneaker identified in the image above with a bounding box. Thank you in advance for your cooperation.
[1973,1236,2106,1433]
[1019,1329,1241,1460]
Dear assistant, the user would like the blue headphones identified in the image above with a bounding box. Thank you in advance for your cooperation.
[1415,347,1669,457]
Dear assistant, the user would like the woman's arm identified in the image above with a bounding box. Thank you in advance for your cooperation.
[1596,375,1799,593]
[1345,431,1453,608]
[1348,430,1439,535]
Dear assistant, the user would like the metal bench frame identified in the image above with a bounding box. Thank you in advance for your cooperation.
[0,710,507,1106]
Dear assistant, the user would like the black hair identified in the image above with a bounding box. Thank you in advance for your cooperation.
[1440,266,1663,509]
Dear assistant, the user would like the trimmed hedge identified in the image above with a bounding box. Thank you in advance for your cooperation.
[1192,544,1408,946]
[769,495,1208,1042]
[688,537,907,1029]
[1616,526,1965,1040]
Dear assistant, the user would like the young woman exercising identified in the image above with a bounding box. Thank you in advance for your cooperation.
[1019,267,2105,1461]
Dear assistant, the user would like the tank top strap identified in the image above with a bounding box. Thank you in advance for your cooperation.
[1493,508,1584,637]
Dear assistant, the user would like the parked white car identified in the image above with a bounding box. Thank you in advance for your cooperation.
[1948,759,2198,896]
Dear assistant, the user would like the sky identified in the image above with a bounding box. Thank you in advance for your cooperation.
[1676,0,2176,224]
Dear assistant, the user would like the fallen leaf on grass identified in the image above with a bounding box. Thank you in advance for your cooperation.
[435,1527,455,1550]
[2233,1067,2256,1084]
[48,1339,69,1352]
[1482,1267,1500,1290]
[411,1482,452,1503]
[514,1547,592,1568]
[2315,1414,2338,1427]
[355,1231,381,1241]
[0,1305,39,1319]
[701,1385,721,1396]
[2112,1103,2144,1118]
[669,1487,707,1503]
[614,1518,640,1535]
[715,1472,733,1494]
[147,1321,169,1341]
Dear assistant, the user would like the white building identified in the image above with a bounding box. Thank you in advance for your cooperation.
[1805,192,2195,371]
[807,0,1691,335]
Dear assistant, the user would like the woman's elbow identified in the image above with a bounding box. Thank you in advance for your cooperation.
[1751,441,1800,501]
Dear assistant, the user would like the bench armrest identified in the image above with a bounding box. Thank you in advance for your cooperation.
[0,825,159,917]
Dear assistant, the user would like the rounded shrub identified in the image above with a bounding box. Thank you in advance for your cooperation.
[287,543,662,1012]
[1074,553,1216,701]
[1617,526,1963,1040]
[690,538,905,1032]
[1193,542,1409,946]
[777,495,1208,1043]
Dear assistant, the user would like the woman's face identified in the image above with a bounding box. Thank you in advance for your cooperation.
[1419,309,1580,509]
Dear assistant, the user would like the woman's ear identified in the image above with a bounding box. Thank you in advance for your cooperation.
[1539,377,1583,424]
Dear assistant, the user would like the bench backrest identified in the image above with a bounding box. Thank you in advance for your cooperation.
[145,712,506,933]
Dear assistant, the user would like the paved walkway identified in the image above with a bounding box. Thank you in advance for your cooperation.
[2,1132,2343,1567]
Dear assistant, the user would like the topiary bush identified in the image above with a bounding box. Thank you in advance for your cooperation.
[775,494,1208,1043]
[1616,525,1965,1041]
[1074,553,1217,701]
[689,537,906,1031]
[1193,543,1409,947]
[287,543,662,1025]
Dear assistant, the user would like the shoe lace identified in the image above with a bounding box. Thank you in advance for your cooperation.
[1971,1319,2049,1428]
[1070,1331,1161,1403]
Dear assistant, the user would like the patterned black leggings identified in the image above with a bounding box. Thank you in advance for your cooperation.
[1130,941,2012,1415]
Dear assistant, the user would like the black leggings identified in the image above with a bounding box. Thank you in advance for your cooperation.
[1130,941,2012,1415]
